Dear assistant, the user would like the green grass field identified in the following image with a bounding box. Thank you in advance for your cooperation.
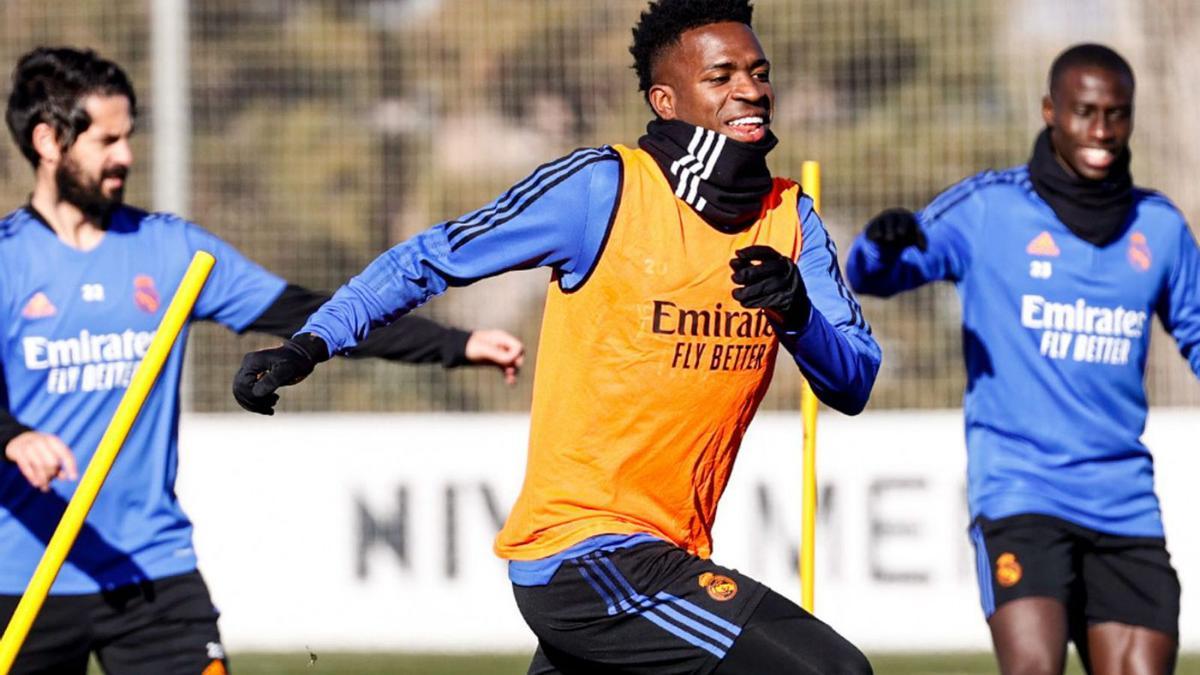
[86,651,1200,674]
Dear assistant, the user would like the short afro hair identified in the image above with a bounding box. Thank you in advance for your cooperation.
[1048,43,1134,98]
[630,0,754,100]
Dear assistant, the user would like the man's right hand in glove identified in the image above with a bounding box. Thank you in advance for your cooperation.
[233,333,330,415]
[864,208,927,255]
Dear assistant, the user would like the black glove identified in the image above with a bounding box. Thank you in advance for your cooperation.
[865,208,927,254]
[233,333,330,415]
[729,245,811,329]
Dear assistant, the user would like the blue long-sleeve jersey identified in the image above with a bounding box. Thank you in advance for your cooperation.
[302,146,879,414]
[847,166,1200,536]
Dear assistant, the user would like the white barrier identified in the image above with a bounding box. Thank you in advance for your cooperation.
[177,409,1198,652]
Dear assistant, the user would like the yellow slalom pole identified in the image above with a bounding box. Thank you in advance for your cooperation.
[0,251,215,675]
[799,161,820,613]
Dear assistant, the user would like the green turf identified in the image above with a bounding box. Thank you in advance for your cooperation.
[229,651,531,674]
[83,651,1200,674]
[227,652,1008,674]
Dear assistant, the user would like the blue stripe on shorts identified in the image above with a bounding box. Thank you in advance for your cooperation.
[572,551,742,659]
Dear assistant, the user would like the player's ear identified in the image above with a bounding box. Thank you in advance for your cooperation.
[649,84,677,120]
[1040,95,1055,128]
[31,122,62,165]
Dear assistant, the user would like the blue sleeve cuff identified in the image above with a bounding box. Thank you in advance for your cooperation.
[775,308,881,415]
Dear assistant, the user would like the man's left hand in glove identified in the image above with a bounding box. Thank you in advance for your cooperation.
[729,245,812,330]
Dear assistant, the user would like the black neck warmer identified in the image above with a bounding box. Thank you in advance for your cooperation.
[1027,127,1133,246]
[638,119,778,233]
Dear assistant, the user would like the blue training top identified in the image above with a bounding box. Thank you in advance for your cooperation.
[0,206,285,594]
[847,165,1200,537]
[301,146,879,414]
[297,145,881,583]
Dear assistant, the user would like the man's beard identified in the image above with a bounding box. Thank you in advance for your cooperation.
[56,155,126,220]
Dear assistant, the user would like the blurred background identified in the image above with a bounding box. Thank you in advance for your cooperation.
[3,0,1197,416]
[2,1,1200,672]
[2,0,1200,413]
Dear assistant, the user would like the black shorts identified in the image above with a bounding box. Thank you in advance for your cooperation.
[969,513,1180,636]
[0,570,227,675]
[514,540,871,675]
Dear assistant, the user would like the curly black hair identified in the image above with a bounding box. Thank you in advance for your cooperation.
[6,47,137,168]
[630,0,754,100]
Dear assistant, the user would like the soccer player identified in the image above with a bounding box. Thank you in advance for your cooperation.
[846,44,1200,675]
[235,1,881,673]
[0,46,524,674]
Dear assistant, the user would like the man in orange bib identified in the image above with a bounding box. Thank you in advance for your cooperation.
[235,1,881,672]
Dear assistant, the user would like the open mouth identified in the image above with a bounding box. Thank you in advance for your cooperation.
[1078,147,1116,171]
[101,178,125,195]
[726,115,769,143]
[101,169,127,190]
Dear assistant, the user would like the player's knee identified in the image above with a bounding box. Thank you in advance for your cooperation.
[806,630,873,675]
[999,649,1063,675]
[1003,663,1060,675]
[716,589,874,675]
[794,641,874,675]
[830,640,874,675]
[716,626,873,675]
[996,634,1064,675]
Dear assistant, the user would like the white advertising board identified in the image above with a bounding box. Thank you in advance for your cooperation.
[177,409,1198,652]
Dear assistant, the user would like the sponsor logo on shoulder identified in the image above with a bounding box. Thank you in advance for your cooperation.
[698,571,738,601]
[1026,231,1060,257]
[995,552,1022,587]
[1127,232,1152,272]
[21,292,57,319]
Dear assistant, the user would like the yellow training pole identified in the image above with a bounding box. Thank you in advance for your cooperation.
[0,251,215,675]
[799,161,820,613]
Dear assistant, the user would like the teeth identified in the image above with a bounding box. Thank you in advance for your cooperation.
[729,116,763,126]
[1081,148,1112,164]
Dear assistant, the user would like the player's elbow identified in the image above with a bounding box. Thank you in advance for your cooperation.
[840,396,869,416]
[823,390,869,416]
[813,380,872,416]
[814,360,879,416]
